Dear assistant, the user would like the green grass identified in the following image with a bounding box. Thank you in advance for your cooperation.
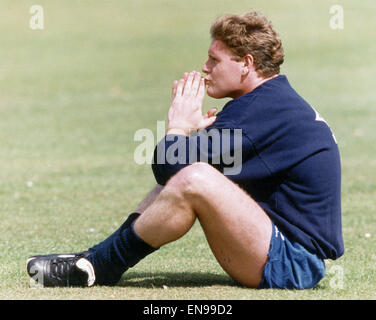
[0,0,375,300]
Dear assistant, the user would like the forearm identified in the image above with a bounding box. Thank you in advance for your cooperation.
[151,127,248,185]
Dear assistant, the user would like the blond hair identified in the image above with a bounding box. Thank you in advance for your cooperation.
[210,12,284,78]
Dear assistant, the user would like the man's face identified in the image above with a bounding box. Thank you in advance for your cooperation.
[202,39,244,99]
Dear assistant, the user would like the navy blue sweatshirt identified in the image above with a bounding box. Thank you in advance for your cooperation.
[152,75,344,260]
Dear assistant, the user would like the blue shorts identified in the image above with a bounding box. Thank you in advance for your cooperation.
[258,223,326,289]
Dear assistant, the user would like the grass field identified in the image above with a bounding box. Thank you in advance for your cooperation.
[0,0,375,300]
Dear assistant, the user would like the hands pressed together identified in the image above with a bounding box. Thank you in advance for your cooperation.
[167,71,218,136]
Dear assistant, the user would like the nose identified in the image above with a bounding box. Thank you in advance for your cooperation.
[202,61,209,75]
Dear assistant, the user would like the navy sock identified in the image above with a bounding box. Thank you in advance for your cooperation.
[87,213,157,285]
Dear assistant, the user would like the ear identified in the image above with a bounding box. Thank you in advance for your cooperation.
[241,54,254,75]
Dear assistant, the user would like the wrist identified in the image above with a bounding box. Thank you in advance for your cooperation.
[166,127,190,136]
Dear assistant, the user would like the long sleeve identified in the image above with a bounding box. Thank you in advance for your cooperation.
[151,125,251,186]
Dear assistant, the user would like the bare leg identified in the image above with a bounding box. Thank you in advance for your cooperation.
[134,163,272,287]
[135,184,164,213]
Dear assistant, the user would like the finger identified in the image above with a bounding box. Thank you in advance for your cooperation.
[207,107,218,118]
[203,107,217,119]
[197,78,206,103]
[184,71,196,95]
[191,72,201,96]
[202,115,217,128]
[181,72,189,95]
[172,80,178,98]
[175,78,185,97]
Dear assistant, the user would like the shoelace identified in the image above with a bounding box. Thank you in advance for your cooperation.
[50,256,81,282]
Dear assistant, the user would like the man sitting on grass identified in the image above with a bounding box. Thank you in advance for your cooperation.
[26,11,344,289]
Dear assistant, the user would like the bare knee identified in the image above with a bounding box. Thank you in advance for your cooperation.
[166,162,217,197]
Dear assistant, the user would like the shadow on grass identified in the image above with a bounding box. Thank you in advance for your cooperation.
[117,271,238,288]
[117,272,329,290]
